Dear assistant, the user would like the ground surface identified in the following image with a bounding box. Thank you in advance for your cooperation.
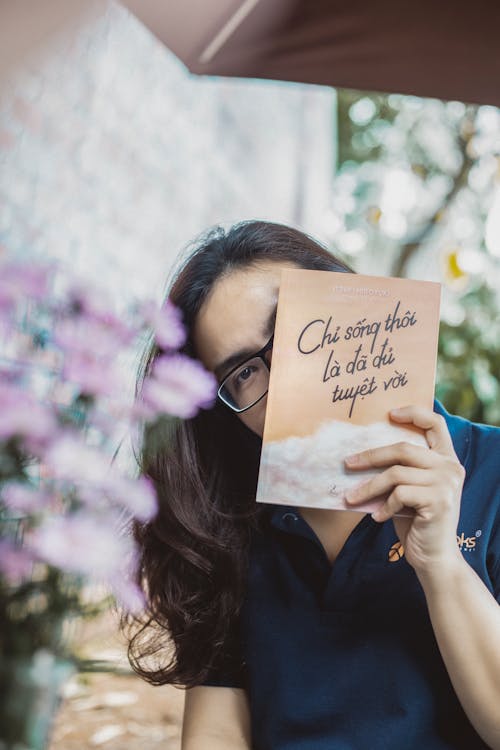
[49,610,185,750]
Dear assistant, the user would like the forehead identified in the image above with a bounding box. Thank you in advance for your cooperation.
[192,259,300,371]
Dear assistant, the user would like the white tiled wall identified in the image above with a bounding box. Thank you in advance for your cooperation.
[0,1,336,307]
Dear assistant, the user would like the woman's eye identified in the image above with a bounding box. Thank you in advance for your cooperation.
[239,366,254,382]
[234,366,255,388]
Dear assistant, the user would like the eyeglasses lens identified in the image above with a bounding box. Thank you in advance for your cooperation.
[219,355,270,411]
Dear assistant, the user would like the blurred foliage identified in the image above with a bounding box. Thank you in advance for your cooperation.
[334,89,500,426]
[437,284,500,424]
[337,91,399,166]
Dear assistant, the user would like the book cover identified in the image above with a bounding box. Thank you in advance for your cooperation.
[256,269,442,516]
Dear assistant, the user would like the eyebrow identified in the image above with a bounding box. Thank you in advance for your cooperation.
[214,302,278,382]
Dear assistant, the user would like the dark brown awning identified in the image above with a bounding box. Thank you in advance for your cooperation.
[121,0,500,106]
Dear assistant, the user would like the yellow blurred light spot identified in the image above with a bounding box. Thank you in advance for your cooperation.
[460,119,475,139]
[367,206,382,225]
[441,248,469,290]
[466,140,478,159]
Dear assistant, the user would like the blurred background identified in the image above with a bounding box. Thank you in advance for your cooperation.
[1,1,499,748]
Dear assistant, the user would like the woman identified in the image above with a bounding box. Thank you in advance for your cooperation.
[121,220,500,750]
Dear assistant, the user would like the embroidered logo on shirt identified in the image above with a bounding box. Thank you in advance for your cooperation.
[456,529,481,552]
[388,541,405,562]
[388,530,482,562]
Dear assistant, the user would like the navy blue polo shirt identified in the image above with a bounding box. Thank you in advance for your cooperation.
[200,399,500,750]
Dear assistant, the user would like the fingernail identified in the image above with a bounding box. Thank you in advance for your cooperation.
[345,453,360,465]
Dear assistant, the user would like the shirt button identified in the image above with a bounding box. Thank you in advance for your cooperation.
[282,512,298,523]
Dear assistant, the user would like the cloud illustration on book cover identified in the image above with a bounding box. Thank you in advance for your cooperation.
[257,419,427,517]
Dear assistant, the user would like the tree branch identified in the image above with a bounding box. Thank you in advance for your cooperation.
[391,106,477,278]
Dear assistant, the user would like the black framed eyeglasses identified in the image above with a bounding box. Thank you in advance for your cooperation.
[217,333,274,413]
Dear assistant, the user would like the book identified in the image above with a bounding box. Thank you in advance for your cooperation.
[256,269,442,516]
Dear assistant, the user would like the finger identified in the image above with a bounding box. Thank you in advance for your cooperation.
[389,405,456,455]
[371,484,429,523]
[344,440,437,470]
[344,464,431,505]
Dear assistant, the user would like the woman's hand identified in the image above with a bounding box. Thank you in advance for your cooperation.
[344,405,500,748]
[343,405,466,574]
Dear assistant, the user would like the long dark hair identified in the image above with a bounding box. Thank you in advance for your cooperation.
[119,220,354,688]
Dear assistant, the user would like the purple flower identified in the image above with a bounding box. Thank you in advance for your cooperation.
[53,316,124,360]
[141,298,187,351]
[41,432,158,523]
[0,538,34,586]
[0,257,54,315]
[0,379,58,448]
[76,474,158,523]
[61,350,129,398]
[64,277,138,346]
[29,511,132,577]
[51,313,134,398]
[28,511,146,613]
[107,571,146,615]
[106,541,146,614]
[41,431,113,485]
[139,353,217,419]
[1,481,54,513]
[103,474,158,523]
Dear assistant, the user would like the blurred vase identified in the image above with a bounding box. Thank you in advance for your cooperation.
[0,649,76,750]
